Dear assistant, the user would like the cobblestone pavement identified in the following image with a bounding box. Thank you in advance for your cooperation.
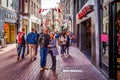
[0,45,107,80]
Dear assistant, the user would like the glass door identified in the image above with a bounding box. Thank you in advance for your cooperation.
[10,24,15,42]
[100,2,109,75]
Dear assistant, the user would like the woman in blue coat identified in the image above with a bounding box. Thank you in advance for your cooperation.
[48,32,59,71]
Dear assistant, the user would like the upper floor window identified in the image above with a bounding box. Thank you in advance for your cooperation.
[1,0,18,11]
[1,0,7,7]
[8,0,13,9]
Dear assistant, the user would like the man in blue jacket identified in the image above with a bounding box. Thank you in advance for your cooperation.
[26,28,37,62]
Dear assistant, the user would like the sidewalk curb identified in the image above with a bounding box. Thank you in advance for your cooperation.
[0,43,16,55]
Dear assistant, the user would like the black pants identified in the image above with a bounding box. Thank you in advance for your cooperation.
[49,50,56,70]
[66,43,70,54]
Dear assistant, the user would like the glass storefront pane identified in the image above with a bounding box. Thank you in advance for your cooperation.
[117,2,120,80]
[10,24,15,42]
[101,5,109,67]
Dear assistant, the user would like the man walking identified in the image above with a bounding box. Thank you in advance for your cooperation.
[26,28,37,61]
[38,27,50,71]
[17,28,26,61]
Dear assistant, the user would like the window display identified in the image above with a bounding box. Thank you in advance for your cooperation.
[101,5,109,67]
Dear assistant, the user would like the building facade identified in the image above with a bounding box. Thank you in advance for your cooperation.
[19,0,41,34]
[60,0,72,32]
[0,0,19,43]
[0,0,41,45]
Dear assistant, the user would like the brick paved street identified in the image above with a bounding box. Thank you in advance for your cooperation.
[0,45,107,80]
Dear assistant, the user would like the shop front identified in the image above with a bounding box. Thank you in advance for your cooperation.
[30,15,41,33]
[32,22,39,31]
[22,19,29,34]
[76,0,96,63]
[4,23,16,43]
[0,7,17,44]
[99,0,120,79]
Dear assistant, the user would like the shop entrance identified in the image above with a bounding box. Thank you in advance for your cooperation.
[81,18,91,59]
[4,23,16,43]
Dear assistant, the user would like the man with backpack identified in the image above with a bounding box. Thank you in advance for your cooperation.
[26,28,37,62]
[17,28,26,61]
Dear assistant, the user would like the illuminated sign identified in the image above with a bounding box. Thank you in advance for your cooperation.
[78,5,94,19]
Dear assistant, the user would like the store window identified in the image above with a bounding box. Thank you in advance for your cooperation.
[100,4,109,70]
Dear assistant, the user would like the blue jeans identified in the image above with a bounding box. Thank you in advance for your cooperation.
[40,47,48,67]
[17,44,26,58]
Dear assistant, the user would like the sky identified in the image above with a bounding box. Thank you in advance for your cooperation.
[41,0,60,15]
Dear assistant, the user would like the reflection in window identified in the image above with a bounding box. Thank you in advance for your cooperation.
[101,5,109,66]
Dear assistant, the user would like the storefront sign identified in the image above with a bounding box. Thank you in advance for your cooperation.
[101,34,109,42]
[78,5,94,19]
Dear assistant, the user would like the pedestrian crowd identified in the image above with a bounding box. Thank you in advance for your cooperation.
[16,27,77,71]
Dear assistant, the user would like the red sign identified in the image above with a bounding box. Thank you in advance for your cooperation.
[4,24,9,30]
[78,5,94,19]
[101,34,109,42]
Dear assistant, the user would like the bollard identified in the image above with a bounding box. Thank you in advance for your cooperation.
[1,38,7,48]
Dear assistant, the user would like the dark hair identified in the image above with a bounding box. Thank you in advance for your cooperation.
[117,9,120,20]
[35,30,37,33]
[22,28,25,32]
[31,28,35,32]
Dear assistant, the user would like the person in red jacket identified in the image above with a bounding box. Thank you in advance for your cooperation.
[17,28,26,61]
